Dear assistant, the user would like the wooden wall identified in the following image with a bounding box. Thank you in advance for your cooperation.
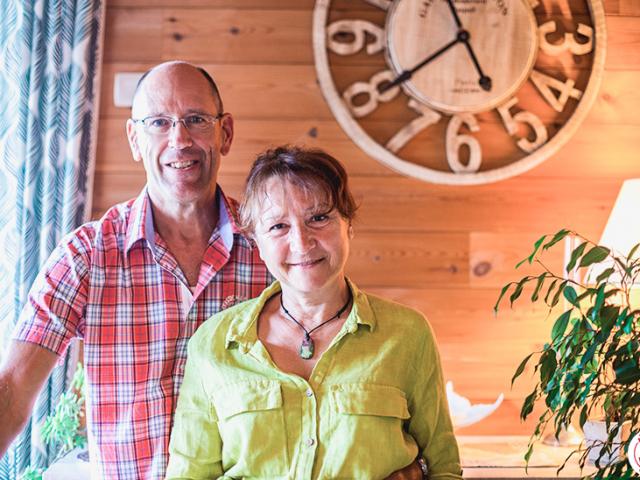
[94,0,640,435]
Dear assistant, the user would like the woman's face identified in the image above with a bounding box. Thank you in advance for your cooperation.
[252,177,352,297]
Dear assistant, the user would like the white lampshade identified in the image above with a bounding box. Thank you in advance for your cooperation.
[599,179,640,258]
[586,179,640,285]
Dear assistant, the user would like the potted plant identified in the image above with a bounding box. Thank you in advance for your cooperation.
[494,229,640,479]
[17,363,86,480]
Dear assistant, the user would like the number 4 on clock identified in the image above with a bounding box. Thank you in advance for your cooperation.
[530,70,583,113]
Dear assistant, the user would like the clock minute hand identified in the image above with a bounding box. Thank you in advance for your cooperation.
[380,37,459,93]
[458,30,492,91]
[444,0,463,29]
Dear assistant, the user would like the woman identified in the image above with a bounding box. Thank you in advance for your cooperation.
[166,146,463,479]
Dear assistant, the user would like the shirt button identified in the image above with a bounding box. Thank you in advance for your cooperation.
[306,438,315,447]
[305,388,313,397]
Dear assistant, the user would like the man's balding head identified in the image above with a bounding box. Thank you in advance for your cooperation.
[132,61,224,116]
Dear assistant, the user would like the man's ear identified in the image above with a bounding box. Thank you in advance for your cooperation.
[219,113,234,156]
[126,119,142,162]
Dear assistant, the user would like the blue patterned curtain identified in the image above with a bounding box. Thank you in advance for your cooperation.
[0,1,104,477]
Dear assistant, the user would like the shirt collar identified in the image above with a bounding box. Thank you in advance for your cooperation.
[125,185,240,254]
[225,278,376,352]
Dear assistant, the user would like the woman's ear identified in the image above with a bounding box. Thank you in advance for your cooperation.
[348,223,354,239]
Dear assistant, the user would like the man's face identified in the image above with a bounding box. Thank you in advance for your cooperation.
[126,64,233,209]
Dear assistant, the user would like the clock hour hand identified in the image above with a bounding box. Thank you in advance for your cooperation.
[379,37,459,93]
[458,30,492,91]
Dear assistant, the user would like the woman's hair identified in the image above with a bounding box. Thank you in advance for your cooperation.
[239,145,358,236]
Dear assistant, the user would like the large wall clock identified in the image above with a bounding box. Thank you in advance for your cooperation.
[313,0,606,185]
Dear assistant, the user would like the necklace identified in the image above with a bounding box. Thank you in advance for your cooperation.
[280,288,353,360]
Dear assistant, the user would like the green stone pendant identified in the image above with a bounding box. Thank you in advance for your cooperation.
[300,336,314,359]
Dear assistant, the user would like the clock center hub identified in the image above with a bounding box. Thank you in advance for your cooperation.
[385,0,538,113]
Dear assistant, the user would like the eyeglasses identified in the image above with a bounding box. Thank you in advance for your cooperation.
[131,113,224,135]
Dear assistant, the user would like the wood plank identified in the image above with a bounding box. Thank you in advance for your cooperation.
[162,9,311,64]
[95,117,640,182]
[347,232,469,287]
[348,175,618,235]
[106,0,635,16]
[108,0,314,8]
[620,0,640,15]
[99,62,640,128]
[103,8,640,69]
[103,8,164,63]
[99,63,330,120]
[91,173,620,236]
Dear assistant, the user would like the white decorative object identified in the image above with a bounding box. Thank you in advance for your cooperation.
[446,381,504,429]
[42,448,90,480]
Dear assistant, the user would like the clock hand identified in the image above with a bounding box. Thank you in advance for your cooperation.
[444,0,463,29]
[379,36,459,93]
[458,30,492,91]
[443,0,492,92]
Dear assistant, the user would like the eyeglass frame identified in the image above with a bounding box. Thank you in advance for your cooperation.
[131,112,225,135]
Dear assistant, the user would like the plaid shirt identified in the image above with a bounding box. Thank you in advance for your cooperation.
[13,187,272,479]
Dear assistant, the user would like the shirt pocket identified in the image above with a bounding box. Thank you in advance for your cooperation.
[324,384,414,478]
[213,380,290,476]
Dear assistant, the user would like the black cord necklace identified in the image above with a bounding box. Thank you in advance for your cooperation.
[280,287,353,360]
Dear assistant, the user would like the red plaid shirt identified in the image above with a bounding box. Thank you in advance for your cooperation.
[13,187,272,479]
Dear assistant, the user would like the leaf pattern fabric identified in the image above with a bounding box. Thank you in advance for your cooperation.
[0,1,104,477]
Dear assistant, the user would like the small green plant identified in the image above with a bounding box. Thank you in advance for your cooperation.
[16,466,43,480]
[17,363,86,480]
[495,229,640,480]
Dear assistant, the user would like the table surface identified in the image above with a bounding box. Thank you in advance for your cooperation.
[458,435,596,479]
[44,436,597,479]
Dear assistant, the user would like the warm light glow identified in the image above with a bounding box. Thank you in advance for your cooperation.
[599,179,640,258]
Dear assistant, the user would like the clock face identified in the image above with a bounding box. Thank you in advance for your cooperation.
[313,0,606,185]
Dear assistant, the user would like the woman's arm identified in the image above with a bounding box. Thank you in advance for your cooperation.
[407,322,464,480]
[166,341,226,479]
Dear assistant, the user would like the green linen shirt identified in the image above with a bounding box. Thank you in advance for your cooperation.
[166,280,463,480]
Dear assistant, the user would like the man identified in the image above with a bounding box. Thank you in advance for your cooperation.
[0,62,422,479]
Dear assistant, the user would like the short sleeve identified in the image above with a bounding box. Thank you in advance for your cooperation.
[12,225,94,356]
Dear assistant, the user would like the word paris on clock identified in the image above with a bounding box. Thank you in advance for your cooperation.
[313,0,606,185]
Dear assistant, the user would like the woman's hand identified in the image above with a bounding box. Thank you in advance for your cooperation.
[385,460,423,480]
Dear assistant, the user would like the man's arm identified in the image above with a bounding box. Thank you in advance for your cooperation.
[0,341,59,457]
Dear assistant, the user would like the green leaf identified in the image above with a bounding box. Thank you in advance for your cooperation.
[509,278,528,306]
[521,389,537,420]
[579,405,589,428]
[494,282,513,313]
[542,229,571,251]
[566,241,588,272]
[543,279,559,304]
[551,310,572,341]
[578,246,610,268]
[516,235,547,268]
[595,267,615,284]
[614,358,640,385]
[627,242,640,260]
[550,280,568,308]
[563,285,579,306]
[530,274,547,302]
[540,349,557,385]
[512,352,535,386]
